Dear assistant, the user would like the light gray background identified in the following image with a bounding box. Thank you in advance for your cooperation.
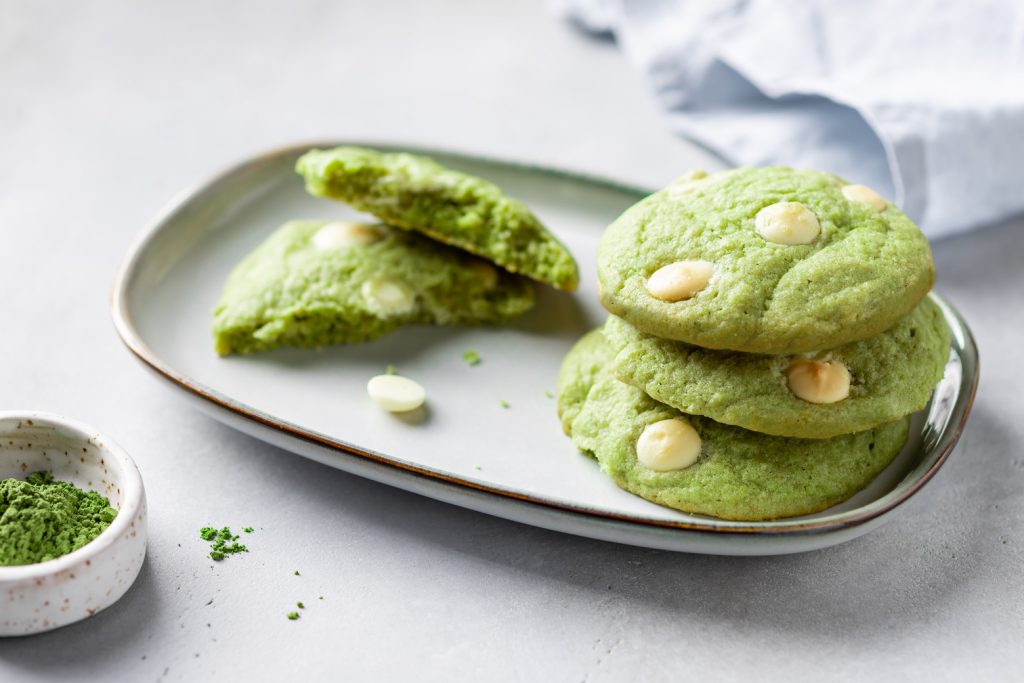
[1,1,1021,681]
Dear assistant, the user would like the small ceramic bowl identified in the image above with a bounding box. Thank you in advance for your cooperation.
[0,411,147,636]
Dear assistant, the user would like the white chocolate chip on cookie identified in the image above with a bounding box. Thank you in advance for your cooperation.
[636,418,702,471]
[312,221,383,250]
[367,374,426,412]
[755,202,821,245]
[667,170,710,198]
[645,260,714,302]
[361,278,415,317]
[785,358,851,404]
[841,184,888,211]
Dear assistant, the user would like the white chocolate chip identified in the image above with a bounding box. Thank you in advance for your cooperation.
[755,202,821,245]
[841,184,888,211]
[468,259,498,289]
[785,358,851,404]
[636,418,702,471]
[312,221,383,250]
[645,260,714,302]
[367,374,426,412]
[361,278,414,317]
[667,170,709,198]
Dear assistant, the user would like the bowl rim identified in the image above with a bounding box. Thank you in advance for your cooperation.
[0,410,145,580]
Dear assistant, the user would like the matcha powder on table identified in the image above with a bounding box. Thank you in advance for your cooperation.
[0,471,117,566]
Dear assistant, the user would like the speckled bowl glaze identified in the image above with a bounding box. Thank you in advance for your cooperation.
[0,411,147,636]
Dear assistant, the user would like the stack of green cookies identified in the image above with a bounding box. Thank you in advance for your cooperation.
[558,167,949,521]
[212,146,578,355]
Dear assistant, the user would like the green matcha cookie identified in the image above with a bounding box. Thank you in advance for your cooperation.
[596,166,934,354]
[213,220,534,355]
[603,298,949,439]
[296,146,579,291]
[555,328,613,436]
[558,331,910,521]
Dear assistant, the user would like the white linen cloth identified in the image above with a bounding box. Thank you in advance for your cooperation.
[564,0,1024,236]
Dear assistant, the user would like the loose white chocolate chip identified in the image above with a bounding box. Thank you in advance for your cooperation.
[367,374,426,412]
[841,184,887,211]
[361,278,414,317]
[785,358,851,404]
[755,202,821,245]
[636,418,702,471]
[468,259,498,289]
[645,260,714,302]
[312,221,383,250]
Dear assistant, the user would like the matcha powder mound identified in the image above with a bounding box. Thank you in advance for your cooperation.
[0,471,118,566]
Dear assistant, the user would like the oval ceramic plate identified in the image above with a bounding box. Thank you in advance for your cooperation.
[111,142,978,555]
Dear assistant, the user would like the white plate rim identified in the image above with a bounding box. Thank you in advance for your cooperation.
[109,140,980,549]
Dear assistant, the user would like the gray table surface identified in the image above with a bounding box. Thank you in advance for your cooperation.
[2,1,1021,681]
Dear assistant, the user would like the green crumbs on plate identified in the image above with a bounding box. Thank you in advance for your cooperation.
[287,611,300,621]
[0,471,117,566]
[499,400,510,409]
[297,601,305,609]
[200,526,248,562]
[385,365,398,375]
[243,526,254,533]
[462,350,481,366]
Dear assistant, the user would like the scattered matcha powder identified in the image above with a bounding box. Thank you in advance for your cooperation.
[0,471,117,566]
[499,400,510,409]
[287,612,300,621]
[243,527,254,533]
[462,350,481,366]
[199,526,248,562]
[297,601,305,609]
[294,570,300,576]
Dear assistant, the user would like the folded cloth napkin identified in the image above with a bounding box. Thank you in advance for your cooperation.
[564,0,1024,237]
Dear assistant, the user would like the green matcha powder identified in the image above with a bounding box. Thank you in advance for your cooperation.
[0,471,118,566]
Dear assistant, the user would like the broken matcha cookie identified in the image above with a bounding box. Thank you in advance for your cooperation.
[213,220,534,355]
[296,146,579,291]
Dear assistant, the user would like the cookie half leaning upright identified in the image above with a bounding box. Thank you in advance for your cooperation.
[296,146,580,291]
